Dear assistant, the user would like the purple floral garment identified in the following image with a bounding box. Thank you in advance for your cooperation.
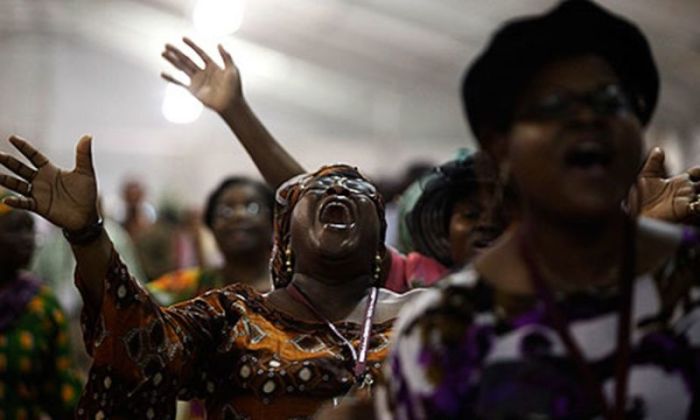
[376,226,700,420]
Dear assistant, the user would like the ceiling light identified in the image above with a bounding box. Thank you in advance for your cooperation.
[162,84,203,124]
[193,0,246,37]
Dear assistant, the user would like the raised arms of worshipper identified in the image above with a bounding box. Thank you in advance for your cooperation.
[0,135,110,310]
[634,147,700,224]
[161,37,305,188]
[0,135,253,417]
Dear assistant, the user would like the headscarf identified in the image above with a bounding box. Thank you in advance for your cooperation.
[270,164,387,289]
[406,151,499,267]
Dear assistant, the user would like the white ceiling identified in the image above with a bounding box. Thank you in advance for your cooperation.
[0,0,699,206]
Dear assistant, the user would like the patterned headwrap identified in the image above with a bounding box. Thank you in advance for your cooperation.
[0,188,15,216]
[270,164,387,289]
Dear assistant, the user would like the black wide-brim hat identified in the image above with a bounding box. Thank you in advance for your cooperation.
[462,0,659,145]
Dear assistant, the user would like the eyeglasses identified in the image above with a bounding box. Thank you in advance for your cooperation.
[302,175,378,199]
[515,84,634,121]
[214,202,265,219]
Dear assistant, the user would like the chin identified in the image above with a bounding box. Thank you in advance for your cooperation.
[316,239,358,261]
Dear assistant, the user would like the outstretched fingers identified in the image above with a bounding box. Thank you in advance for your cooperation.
[163,44,201,76]
[183,37,215,66]
[0,173,32,196]
[0,152,37,180]
[2,194,35,211]
[9,135,49,168]
[75,135,94,175]
[687,166,700,182]
[640,147,666,178]
[161,72,186,88]
[218,44,235,68]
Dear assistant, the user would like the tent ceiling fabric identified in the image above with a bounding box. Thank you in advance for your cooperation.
[0,0,699,201]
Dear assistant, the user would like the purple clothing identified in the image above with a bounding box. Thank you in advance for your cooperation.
[377,228,700,419]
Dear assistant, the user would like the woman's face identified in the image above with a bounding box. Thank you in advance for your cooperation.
[0,211,35,272]
[289,174,381,279]
[448,183,504,266]
[211,184,273,257]
[503,55,643,220]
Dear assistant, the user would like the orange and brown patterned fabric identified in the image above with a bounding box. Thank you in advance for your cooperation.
[76,252,393,419]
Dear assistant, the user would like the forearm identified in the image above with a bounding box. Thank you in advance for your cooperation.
[220,99,306,188]
[71,229,113,313]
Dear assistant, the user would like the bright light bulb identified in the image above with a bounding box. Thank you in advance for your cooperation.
[162,84,203,124]
[193,0,246,37]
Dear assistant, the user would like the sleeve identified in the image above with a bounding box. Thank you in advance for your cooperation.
[374,286,489,420]
[36,289,84,419]
[75,251,242,419]
[146,268,200,306]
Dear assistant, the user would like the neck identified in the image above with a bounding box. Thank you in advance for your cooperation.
[221,249,271,289]
[289,272,373,322]
[520,207,629,287]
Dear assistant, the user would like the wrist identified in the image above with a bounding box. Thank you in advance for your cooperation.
[63,217,104,246]
[221,95,249,121]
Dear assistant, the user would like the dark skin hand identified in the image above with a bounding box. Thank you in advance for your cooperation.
[0,135,109,312]
[634,147,700,223]
[161,37,305,189]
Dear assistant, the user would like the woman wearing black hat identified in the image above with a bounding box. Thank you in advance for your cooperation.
[375,1,700,419]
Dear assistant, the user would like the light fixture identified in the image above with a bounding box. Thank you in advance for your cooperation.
[193,0,246,38]
[162,84,203,124]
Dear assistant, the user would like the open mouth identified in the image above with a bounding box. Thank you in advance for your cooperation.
[319,199,355,230]
[564,142,613,170]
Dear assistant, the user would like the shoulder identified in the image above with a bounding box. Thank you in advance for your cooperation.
[391,265,491,342]
[377,267,492,418]
[147,267,203,304]
[404,252,449,288]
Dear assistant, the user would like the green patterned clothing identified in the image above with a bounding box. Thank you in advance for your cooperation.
[0,273,82,419]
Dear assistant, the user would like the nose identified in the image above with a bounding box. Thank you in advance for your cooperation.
[569,99,601,123]
[326,180,350,196]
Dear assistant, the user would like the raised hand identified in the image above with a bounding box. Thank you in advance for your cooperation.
[0,135,98,231]
[161,37,242,114]
[636,147,700,222]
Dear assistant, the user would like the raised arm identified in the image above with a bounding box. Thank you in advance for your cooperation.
[161,37,305,188]
[0,135,109,311]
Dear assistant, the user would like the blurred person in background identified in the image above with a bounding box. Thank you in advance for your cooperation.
[120,179,155,239]
[148,176,274,306]
[373,1,700,418]
[0,188,82,419]
[396,150,507,288]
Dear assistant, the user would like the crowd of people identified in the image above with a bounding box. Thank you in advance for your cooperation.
[1,0,699,419]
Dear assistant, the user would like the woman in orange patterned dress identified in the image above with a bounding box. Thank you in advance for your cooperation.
[0,137,423,419]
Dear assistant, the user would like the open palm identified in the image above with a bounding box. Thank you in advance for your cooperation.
[161,37,242,113]
[637,148,700,222]
[0,135,98,231]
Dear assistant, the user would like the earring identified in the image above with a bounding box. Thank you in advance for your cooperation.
[285,246,293,274]
[373,253,382,283]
